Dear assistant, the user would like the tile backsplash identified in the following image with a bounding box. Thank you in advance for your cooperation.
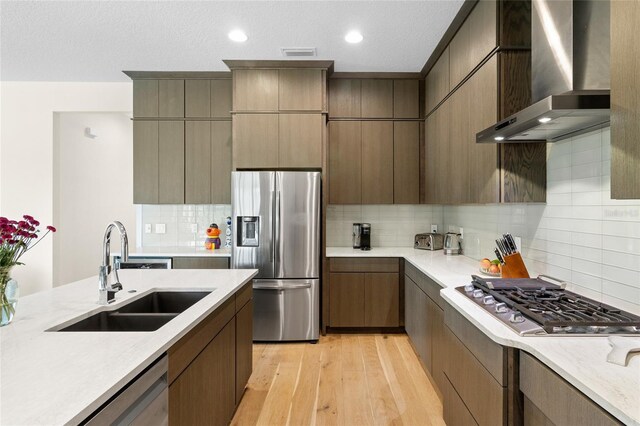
[138,204,231,248]
[327,205,444,247]
[444,128,640,315]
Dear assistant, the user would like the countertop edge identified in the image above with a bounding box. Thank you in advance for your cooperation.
[68,270,256,425]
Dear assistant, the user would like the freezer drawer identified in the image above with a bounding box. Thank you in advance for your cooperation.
[253,279,319,341]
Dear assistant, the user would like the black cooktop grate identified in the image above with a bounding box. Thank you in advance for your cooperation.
[471,277,640,333]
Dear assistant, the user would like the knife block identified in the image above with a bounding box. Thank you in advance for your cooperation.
[501,253,530,278]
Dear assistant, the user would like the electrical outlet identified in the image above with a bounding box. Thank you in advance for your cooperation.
[144,224,152,234]
[155,223,166,234]
[448,225,455,232]
[190,223,198,234]
[431,224,438,233]
[460,227,464,239]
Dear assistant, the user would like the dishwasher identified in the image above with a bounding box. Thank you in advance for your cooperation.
[84,355,168,425]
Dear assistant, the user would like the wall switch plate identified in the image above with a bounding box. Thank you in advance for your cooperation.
[190,223,198,234]
[431,224,438,233]
[155,224,166,234]
[144,224,152,234]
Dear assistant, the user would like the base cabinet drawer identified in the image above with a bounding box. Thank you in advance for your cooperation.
[172,257,229,269]
[520,352,621,426]
[443,375,479,426]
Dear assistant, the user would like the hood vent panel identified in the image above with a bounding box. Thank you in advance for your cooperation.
[478,0,610,143]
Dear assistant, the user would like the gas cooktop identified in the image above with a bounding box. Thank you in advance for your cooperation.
[457,275,640,336]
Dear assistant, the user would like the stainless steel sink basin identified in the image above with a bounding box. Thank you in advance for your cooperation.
[116,291,211,314]
[54,291,212,332]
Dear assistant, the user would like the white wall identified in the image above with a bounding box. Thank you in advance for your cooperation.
[0,82,132,295]
[444,128,640,315]
[53,112,136,286]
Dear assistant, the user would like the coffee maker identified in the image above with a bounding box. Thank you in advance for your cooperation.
[352,223,371,250]
[360,223,371,250]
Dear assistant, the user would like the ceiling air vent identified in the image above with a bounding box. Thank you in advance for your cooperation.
[281,47,317,57]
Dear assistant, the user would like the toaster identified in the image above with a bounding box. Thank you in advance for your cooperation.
[414,233,444,250]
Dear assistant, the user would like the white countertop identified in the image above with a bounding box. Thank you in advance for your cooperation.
[122,246,231,258]
[0,268,257,425]
[327,247,640,426]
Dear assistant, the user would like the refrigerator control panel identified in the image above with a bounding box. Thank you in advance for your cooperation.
[238,216,259,247]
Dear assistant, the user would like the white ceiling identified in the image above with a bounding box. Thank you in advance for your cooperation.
[1,0,464,82]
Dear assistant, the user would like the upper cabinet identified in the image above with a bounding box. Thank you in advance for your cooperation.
[226,61,333,170]
[279,69,324,111]
[425,48,450,113]
[126,72,233,204]
[229,64,330,113]
[611,0,640,199]
[329,77,420,119]
[185,79,232,118]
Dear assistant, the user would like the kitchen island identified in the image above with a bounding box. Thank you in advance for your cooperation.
[0,268,257,425]
[327,247,640,426]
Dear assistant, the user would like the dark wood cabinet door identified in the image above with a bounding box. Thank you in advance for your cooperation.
[329,121,362,204]
[279,69,323,111]
[159,80,185,118]
[404,275,430,370]
[447,80,470,204]
[611,0,640,199]
[169,319,236,426]
[279,114,323,168]
[158,121,184,204]
[429,299,446,392]
[329,273,365,327]
[362,121,393,204]
[211,121,232,204]
[133,80,159,118]
[364,273,399,327]
[329,79,361,118]
[393,121,420,204]
[133,121,159,204]
[172,257,229,269]
[361,79,393,118]
[185,121,212,204]
[235,299,253,404]
[232,114,279,169]
[393,79,420,118]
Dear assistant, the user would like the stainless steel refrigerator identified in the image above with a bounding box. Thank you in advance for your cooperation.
[231,171,320,341]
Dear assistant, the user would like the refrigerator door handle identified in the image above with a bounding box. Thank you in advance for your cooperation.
[274,189,281,275]
[254,283,312,290]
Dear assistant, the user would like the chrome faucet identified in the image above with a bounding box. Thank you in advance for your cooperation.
[98,221,128,304]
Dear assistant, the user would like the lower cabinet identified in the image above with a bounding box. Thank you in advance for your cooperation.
[327,257,401,328]
[167,282,252,425]
[404,262,445,391]
[172,257,230,269]
[520,352,621,426]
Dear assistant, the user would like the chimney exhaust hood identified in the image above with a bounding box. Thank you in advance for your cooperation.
[477,0,610,143]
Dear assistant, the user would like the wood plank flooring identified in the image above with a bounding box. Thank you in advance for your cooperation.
[231,334,445,426]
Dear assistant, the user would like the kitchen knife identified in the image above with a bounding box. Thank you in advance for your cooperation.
[505,233,518,253]
[495,239,508,256]
[494,248,505,265]
[502,234,515,254]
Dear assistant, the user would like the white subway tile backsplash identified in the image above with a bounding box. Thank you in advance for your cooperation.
[443,128,640,314]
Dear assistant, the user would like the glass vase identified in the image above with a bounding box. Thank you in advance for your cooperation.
[1,266,19,327]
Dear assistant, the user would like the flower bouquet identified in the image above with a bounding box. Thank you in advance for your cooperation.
[0,215,56,326]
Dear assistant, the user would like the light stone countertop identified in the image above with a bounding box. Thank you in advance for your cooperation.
[0,268,257,426]
[122,246,231,257]
[327,247,640,426]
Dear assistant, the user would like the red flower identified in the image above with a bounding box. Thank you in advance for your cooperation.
[32,220,40,226]
[23,215,35,222]
[46,225,57,232]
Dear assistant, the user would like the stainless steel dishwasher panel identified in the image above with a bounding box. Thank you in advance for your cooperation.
[85,355,168,426]
[252,279,319,341]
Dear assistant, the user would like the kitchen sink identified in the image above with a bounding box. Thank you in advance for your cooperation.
[116,291,211,314]
[54,291,212,332]
[58,312,178,332]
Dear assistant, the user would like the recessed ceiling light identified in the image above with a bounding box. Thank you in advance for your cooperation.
[228,30,248,42]
[538,117,552,123]
[345,31,363,44]
[494,136,505,141]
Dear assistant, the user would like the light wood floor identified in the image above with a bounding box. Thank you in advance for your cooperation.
[231,334,445,426]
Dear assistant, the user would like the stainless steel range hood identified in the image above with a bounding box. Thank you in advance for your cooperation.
[477,0,610,143]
